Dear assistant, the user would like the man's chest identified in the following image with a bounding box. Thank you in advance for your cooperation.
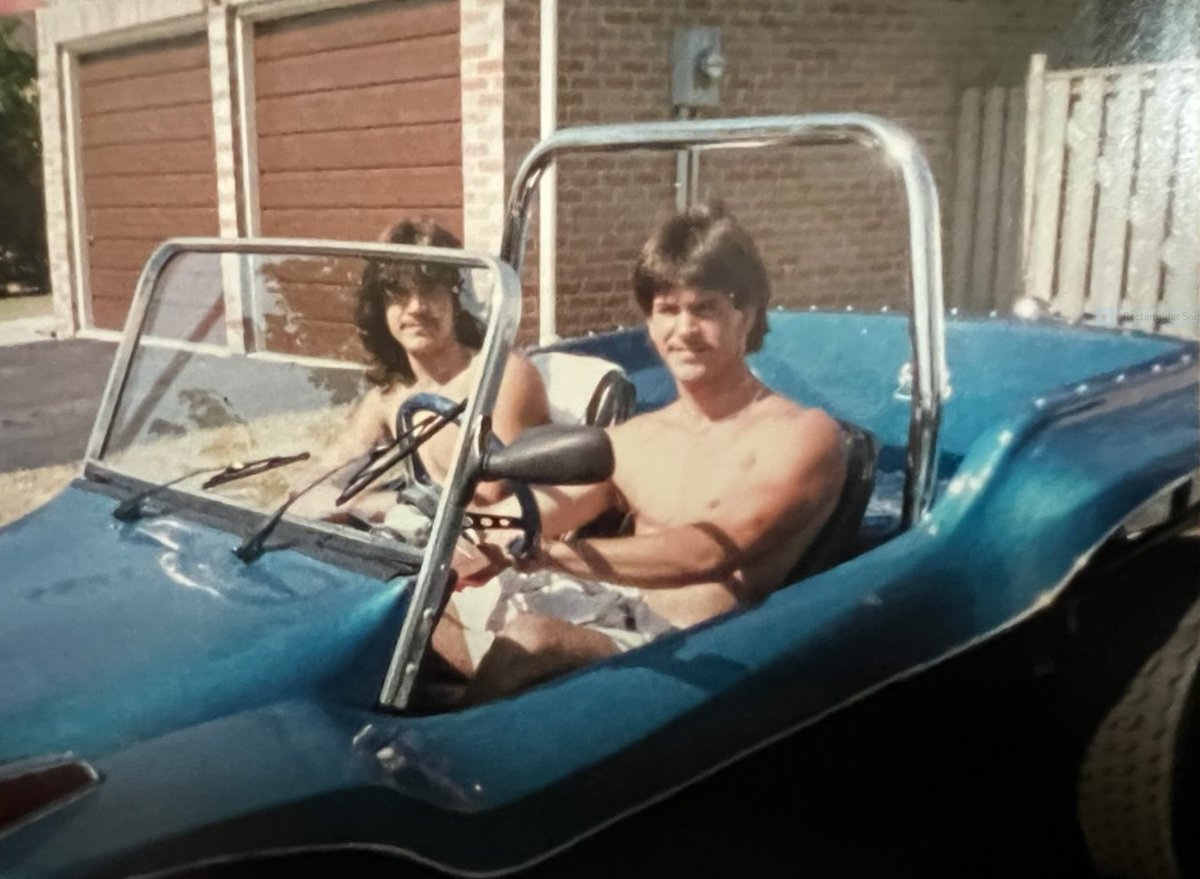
[615,428,760,527]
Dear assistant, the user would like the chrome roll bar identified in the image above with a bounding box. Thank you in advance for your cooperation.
[500,114,947,528]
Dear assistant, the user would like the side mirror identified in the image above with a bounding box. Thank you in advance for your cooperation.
[480,425,614,485]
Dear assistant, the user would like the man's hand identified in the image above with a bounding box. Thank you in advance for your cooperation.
[452,531,517,587]
[509,536,563,574]
[452,529,572,587]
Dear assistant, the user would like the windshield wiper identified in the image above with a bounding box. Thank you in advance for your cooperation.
[112,452,310,522]
[235,403,465,563]
[233,458,353,563]
[201,452,310,489]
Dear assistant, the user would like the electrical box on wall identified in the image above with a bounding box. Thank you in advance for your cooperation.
[672,27,725,110]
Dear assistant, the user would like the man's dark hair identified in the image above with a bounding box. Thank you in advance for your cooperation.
[354,217,484,387]
[632,202,770,353]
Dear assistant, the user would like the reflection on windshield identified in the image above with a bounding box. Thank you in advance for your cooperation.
[101,251,374,516]
[258,255,364,361]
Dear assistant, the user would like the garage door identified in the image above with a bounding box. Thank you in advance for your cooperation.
[77,33,219,331]
[253,0,462,240]
[251,0,462,359]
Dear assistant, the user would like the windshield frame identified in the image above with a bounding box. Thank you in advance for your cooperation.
[81,236,522,604]
[85,237,512,463]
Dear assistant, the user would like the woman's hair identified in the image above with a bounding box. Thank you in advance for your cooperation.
[354,217,484,387]
[632,202,771,353]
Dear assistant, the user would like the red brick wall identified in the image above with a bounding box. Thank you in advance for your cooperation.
[506,0,1091,338]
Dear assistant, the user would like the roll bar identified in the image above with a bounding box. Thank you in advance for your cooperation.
[499,114,948,529]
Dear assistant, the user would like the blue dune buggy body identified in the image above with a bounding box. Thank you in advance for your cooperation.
[2,310,1196,877]
[1,116,1197,878]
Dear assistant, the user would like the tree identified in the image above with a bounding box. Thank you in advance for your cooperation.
[0,17,47,292]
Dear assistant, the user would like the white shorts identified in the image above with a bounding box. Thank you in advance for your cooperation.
[448,568,678,668]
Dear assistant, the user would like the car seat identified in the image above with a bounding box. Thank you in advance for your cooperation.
[528,351,636,428]
[785,421,879,582]
[528,351,636,539]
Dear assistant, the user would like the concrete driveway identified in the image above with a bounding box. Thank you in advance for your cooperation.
[0,337,117,471]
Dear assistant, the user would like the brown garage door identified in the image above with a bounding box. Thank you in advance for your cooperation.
[254,0,463,240]
[252,0,462,359]
[77,33,219,331]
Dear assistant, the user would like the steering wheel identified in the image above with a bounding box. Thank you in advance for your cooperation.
[335,392,465,506]
[338,392,542,559]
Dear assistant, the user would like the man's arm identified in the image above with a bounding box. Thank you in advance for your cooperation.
[316,386,390,471]
[473,354,551,505]
[537,410,847,590]
[490,353,551,444]
[287,389,390,519]
[453,478,618,584]
[455,410,626,583]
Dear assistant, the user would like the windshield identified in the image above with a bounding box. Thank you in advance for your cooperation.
[82,238,521,699]
[95,249,372,514]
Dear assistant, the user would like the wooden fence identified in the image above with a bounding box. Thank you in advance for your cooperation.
[1024,54,1199,338]
[948,83,1026,313]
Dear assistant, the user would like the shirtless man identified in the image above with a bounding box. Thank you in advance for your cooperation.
[434,204,848,703]
[292,218,548,520]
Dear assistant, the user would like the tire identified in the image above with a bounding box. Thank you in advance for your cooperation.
[1078,590,1200,879]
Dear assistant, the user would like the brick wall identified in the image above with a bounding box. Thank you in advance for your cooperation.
[1091,0,1198,63]
[503,0,541,338]
[518,0,1096,338]
[461,0,505,254]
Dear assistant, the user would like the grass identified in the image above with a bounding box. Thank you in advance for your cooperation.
[0,292,53,322]
[0,404,349,527]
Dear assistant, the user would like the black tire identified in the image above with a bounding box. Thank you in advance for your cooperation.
[1078,590,1200,879]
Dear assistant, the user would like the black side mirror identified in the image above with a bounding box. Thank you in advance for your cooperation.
[480,425,614,485]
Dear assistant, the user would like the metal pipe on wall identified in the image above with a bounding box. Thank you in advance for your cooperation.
[674,108,699,211]
[538,0,558,344]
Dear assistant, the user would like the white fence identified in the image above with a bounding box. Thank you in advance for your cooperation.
[1024,54,1199,338]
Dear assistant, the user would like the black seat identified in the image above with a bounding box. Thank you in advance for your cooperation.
[785,421,879,583]
[584,369,636,427]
